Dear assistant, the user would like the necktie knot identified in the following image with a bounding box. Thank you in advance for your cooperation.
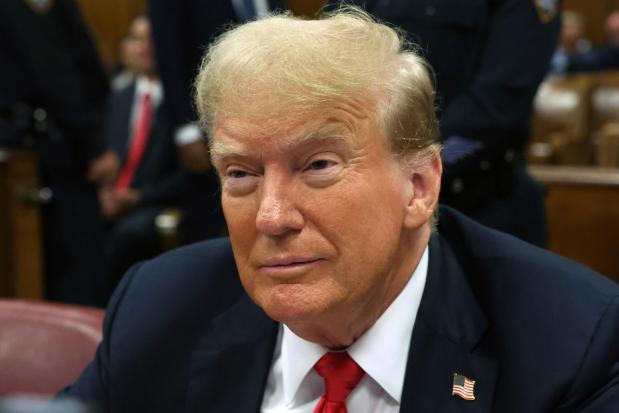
[313,352,364,412]
[142,92,152,108]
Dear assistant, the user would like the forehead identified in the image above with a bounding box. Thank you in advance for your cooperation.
[211,98,380,157]
[130,17,150,35]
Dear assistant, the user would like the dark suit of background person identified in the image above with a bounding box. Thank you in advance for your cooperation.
[60,207,619,412]
[0,0,109,305]
[148,0,286,244]
[99,80,189,304]
[329,0,560,247]
[567,11,619,73]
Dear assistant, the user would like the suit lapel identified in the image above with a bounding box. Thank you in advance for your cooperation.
[400,234,498,413]
[108,83,136,158]
[184,294,279,413]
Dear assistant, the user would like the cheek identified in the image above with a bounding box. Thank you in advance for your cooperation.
[222,195,258,279]
[222,195,257,234]
[322,176,406,283]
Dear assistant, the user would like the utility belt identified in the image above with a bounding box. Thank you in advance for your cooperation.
[0,102,60,145]
[0,102,78,172]
[440,148,522,212]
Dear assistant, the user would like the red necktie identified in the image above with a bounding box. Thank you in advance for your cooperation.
[115,92,153,192]
[313,352,365,413]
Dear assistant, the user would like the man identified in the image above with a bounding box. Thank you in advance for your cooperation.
[327,0,561,247]
[568,10,619,72]
[0,0,109,305]
[61,9,619,412]
[89,16,190,304]
[549,10,591,75]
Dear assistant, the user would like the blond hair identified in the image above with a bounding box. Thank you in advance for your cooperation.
[195,6,440,161]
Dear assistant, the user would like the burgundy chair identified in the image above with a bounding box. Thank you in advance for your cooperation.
[0,299,104,396]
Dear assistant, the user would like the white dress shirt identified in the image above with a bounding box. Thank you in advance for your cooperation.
[261,247,429,413]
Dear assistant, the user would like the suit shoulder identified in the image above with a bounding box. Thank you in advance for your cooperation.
[438,206,619,300]
[130,237,238,293]
[438,207,619,405]
[107,237,243,327]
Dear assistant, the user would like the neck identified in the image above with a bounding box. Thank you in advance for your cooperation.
[138,72,158,82]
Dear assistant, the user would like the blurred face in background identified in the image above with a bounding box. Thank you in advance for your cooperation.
[560,22,583,54]
[607,12,619,47]
[121,16,155,76]
[559,11,585,55]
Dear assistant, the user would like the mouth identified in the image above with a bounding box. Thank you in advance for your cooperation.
[259,257,323,276]
[261,257,322,268]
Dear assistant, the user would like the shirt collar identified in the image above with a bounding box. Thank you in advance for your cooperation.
[135,75,163,107]
[280,246,429,405]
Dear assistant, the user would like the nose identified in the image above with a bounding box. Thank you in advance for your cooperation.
[256,173,304,236]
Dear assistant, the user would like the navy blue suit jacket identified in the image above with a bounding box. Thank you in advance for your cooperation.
[104,82,187,205]
[62,207,619,412]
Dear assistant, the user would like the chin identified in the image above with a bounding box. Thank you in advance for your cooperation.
[257,283,326,324]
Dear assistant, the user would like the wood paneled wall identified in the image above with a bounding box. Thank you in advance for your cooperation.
[0,149,44,299]
[0,152,10,296]
[76,0,146,68]
[530,165,619,283]
[287,0,325,17]
[75,0,327,69]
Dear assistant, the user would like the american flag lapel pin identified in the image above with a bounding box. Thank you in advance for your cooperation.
[452,373,476,401]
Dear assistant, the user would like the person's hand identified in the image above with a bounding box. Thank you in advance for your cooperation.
[179,140,211,172]
[88,150,120,186]
[115,189,141,214]
[99,186,120,219]
[98,187,141,219]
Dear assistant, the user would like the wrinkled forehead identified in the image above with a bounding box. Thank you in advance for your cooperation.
[210,117,350,159]
[210,97,382,159]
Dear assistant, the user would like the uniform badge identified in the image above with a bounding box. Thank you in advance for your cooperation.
[24,0,54,15]
[533,0,559,23]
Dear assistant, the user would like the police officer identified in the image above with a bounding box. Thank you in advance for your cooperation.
[328,0,561,247]
[0,0,110,305]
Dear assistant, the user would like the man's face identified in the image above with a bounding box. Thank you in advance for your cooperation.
[212,98,424,338]
[608,13,619,47]
[560,23,583,54]
[123,17,155,76]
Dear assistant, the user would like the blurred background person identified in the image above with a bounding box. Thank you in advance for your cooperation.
[549,10,591,76]
[0,0,109,305]
[148,0,286,243]
[110,34,138,92]
[568,9,619,72]
[89,15,191,304]
[329,0,560,247]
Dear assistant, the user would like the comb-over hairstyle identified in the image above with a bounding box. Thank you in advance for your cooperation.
[195,6,440,160]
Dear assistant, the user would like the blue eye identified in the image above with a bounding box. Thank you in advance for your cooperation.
[308,160,334,170]
[228,169,250,178]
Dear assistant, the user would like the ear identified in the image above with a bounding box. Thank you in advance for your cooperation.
[403,152,442,230]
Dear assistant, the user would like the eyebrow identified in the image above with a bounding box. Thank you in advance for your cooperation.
[210,121,352,161]
[210,140,245,160]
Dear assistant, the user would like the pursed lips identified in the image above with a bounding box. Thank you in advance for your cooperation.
[260,256,323,268]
